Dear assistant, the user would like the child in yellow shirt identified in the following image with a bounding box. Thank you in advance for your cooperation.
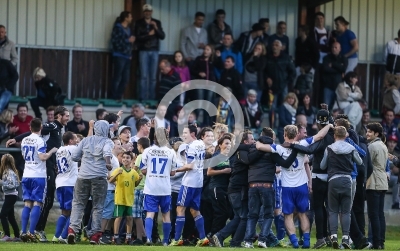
[109,151,140,245]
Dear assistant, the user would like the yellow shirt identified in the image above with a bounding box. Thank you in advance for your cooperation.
[112,166,140,206]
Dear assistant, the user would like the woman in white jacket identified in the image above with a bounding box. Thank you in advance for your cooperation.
[333,71,363,128]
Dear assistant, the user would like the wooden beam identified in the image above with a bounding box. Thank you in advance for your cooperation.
[304,0,333,8]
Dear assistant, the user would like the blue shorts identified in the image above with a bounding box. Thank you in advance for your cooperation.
[56,186,74,210]
[177,186,201,211]
[102,190,115,219]
[274,176,282,209]
[132,189,144,218]
[282,183,309,214]
[22,178,47,203]
[144,194,171,213]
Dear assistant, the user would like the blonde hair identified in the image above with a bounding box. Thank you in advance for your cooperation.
[334,126,347,139]
[285,92,299,109]
[213,123,229,140]
[254,42,267,56]
[0,109,13,124]
[0,154,20,182]
[284,125,298,140]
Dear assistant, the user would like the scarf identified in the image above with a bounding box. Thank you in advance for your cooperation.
[283,102,297,117]
[246,99,258,117]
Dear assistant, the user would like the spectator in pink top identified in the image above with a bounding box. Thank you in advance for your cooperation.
[172,51,191,106]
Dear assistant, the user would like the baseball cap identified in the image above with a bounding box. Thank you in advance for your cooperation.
[117,125,131,136]
[316,109,330,125]
[388,134,398,142]
[143,4,153,11]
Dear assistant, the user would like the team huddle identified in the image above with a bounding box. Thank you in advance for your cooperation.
[0,105,390,249]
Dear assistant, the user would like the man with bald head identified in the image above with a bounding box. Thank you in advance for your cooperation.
[322,42,348,109]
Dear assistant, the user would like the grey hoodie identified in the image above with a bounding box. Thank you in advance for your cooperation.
[72,120,114,179]
[0,169,19,195]
[321,140,363,181]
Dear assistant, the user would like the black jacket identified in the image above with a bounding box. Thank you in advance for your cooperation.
[0,59,18,92]
[295,36,320,68]
[264,53,296,94]
[134,18,165,51]
[247,136,297,183]
[191,55,221,82]
[235,31,262,59]
[244,54,267,90]
[219,67,243,100]
[322,53,348,90]
[358,136,373,182]
[242,101,263,128]
[34,77,62,100]
[228,144,251,194]
[290,127,335,173]
[158,69,181,103]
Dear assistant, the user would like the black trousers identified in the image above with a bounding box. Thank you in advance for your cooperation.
[36,156,56,232]
[352,178,366,234]
[30,97,53,119]
[312,177,329,239]
[209,187,230,236]
[366,190,386,248]
[0,195,19,237]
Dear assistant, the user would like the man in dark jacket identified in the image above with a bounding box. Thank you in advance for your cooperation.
[219,56,243,101]
[212,130,255,247]
[134,4,165,100]
[207,9,232,48]
[265,40,296,126]
[0,58,18,113]
[283,109,335,249]
[322,42,348,109]
[234,23,264,64]
[295,25,319,71]
[242,127,297,248]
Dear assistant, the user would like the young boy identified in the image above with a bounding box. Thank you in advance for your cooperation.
[141,128,177,246]
[109,151,141,245]
[52,132,78,243]
[20,118,58,242]
[131,137,150,245]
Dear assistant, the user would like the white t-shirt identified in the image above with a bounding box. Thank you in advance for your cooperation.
[155,117,166,129]
[315,27,328,63]
[21,133,47,178]
[182,140,205,188]
[270,137,314,188]
[107,154,120,190]
[130,135,140,143]
[55,145,78,188]
[141,145,177,195]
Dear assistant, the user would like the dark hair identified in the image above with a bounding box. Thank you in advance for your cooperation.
[344,71,358,83]
[240,130,253,143]
[225,56,235,63]
[154,127,169,147]
[115,11,131,24]
[136,118,150,132]
[95,108,107,120]
[0,25,5,29]
[363,109,370,114]
[215,133,232,152]
[30,118,42,132]
[216,9,225,16]
[185,125,198,137]
[278,21,286,26]
[17,103,28,112]
[335,118,350,130]
[54,106,68,117]
[366,122,386,142]
[336,114,349,120]
[198,127,213,140]
[195,12,205,18]
[104,113,119,124]
[137,137,150,149]
[299,25,309,34]
[261,127,275,138]
[385,109,395,116]
[122,151,134,160]
[334,16,349,26]
[300,63,312,74]
[172,51,186,67]
[46,106,55,113]
[315,12,325,18]
[223,33,233,39]
[258,18,269,24]
[398,29,400,38]
[63,131,76,145]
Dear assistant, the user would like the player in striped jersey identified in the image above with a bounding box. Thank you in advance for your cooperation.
[141,128,177,246]
[52,132,78,243]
